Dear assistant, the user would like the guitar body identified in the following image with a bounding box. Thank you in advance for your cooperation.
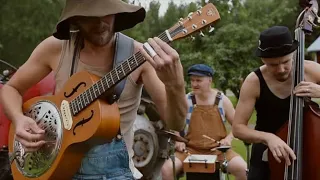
[269,101,320,180]
[6,3,221,179]
[8,71,120,180]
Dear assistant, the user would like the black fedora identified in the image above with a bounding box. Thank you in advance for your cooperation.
[255,26,299,58]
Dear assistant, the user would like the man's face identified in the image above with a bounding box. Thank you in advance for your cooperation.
[74,15,115,46]
[190,75,212,94]
[262,53,293,82]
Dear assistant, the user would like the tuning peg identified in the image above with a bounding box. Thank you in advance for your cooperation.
[199,31,205,37]
[209,26,215,33]
[188,12,193,20]
[190,36,195,41]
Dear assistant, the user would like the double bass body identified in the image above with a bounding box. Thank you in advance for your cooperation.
[269,100,320,180]
[268,1,320,179]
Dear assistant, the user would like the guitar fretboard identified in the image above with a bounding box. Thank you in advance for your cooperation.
[70,31,173,115]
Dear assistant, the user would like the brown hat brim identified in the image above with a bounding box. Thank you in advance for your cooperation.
[53,0,146,40]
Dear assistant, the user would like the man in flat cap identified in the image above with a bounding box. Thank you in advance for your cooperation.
[161,64,247,180]
[0,0,187,179]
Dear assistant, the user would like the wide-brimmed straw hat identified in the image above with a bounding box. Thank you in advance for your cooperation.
[255,26,299,58]
[53,0,146,40]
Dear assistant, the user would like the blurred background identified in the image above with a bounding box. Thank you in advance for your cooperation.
[1,1,320,179]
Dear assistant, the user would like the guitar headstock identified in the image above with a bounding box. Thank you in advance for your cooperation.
[167,3,220,41]
[301,0,319,33]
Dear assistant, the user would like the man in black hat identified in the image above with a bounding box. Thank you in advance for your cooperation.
[232,26,320,179]
[0,0,187,179]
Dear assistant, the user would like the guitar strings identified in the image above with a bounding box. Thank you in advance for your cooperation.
[71,29,184,113]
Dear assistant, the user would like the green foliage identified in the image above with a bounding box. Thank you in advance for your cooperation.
[0,0,64,66]
[1,0,319,98]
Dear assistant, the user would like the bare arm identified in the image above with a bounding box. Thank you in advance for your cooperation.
[294,61,320,97]
[222,96,235,139]
[224,95,235,126]
[141,62,187,131]
[232,72,270,144]
[0,36,61,123]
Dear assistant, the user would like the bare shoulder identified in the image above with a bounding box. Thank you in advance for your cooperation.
[304,60,320,72]
[304,60,320,83]
[5,36,63,94]
[240,71,260,99]
[29,36,63,68]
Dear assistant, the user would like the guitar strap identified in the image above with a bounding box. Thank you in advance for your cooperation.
[69,33,134,138]
[70,32,134,104]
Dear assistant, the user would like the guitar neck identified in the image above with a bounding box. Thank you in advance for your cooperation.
[70,31,171,115]
[68,3,221,115]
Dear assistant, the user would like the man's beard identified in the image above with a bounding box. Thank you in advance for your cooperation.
[84,30,114,46]
[275,73,290,82]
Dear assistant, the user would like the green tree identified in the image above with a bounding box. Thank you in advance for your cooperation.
[0,0,64,66]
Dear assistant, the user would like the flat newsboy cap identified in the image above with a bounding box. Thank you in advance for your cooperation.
[187,64,214,77]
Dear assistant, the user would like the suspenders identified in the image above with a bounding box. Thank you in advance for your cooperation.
[190,91,222,106]
[182,91,223,137]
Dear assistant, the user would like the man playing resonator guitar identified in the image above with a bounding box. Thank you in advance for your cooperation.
[0,0,192,179]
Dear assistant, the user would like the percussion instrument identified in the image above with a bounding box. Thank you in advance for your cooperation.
[183,154,220,180]
[183,154,217,173]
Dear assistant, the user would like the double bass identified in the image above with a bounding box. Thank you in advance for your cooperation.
[269,0,320,179]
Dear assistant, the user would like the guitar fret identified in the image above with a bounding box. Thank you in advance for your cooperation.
[115,68,120,80]
[100,80,105,93]
[94,83,100,97]
[116,67,121,80]
[133,54,138,66]
[89,87,93,102]
[85,91,90,106]
[110,72,115,84]
[79,93,85,108]
[104,77,110,88]
[121,64,125,78]
[78,97,83,110]
[126,60,132,71]
[73,101,77,114]
[76,98,80,113]
[92,85,97,99]
[129,58,135,69]
[70,101,74,115]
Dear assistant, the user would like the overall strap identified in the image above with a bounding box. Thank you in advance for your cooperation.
[181,93,196,137]
[110,32,134,103]
[215,91,222,105]
[181,91,224,136]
